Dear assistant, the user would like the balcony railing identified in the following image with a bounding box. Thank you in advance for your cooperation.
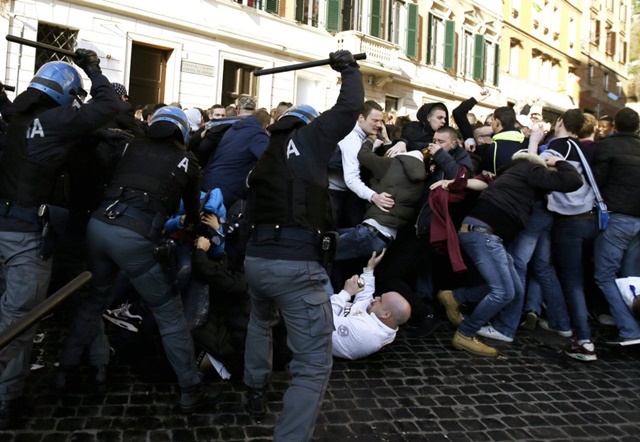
[336,31,402,73]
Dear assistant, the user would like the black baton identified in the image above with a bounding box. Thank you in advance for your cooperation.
[6,34,76,58]
[253,53,367,77]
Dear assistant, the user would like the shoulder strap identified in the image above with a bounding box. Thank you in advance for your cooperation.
[567,138,604,204]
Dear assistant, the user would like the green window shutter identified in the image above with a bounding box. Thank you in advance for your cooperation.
[427,13,433,64]
[406,3,419,58]
[295,0,304,22]
[326,0,341,32]
[265,0,278,13]
[370,0,382,38]
[493,43,500,86]
[473,34,485,80]
[444,20,456,70]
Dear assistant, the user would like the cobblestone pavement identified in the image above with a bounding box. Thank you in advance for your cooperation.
[2,307,640,442]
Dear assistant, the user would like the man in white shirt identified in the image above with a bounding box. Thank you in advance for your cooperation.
[328,100,396,228]
[331,250,411,360]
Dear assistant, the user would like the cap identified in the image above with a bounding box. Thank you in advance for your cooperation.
[112,82,128,98]
[516,114,534,130]
[237,96,256,111]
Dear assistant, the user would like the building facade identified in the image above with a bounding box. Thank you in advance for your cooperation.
[0,0,630,121]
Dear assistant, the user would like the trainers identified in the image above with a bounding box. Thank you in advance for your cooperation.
[520,311,537,331]
[477,325,514,343]
[452,331,498,357]
[246,387,267,420]
[565,339,597,362]
[605,336,640,346]
[538,319,572,337]
[103,302,143,332]
[597,314,616,326]
[437,290,463,325]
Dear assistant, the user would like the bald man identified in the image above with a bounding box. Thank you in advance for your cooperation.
[331,250,411,360]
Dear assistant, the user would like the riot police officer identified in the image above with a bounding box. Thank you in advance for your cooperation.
[243,51,363,441]
[0,51,123,429]
[54,106,217,413]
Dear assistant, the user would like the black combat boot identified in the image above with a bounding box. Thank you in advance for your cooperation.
[179,383,220,413]
[246,387,267,420]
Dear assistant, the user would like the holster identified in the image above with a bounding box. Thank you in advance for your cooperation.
[320,231,339,272]
[38,204,69,260]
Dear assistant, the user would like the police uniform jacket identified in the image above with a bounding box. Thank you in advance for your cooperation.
[246,65,364,261]
[97,134,201,238]
[0,70,123,232]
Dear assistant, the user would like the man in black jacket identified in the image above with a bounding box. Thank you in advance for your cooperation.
[593,107,640,344]
[243,50,363,441]
[0,52,123,430]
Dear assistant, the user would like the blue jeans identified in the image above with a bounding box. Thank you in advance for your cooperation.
[335,224,389,261]
[455,228,523,339]
[552,216,599,341]
[594,214,640,339]
[508,203,570,333]
[244,256,333,442]
[0,230,52,401]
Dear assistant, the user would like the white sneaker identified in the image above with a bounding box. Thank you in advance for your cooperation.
[477,325,514,343]
[103,302,143,332]
[538,319,572,337]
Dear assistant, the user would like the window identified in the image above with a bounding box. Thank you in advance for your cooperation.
[508,38,521,75]
[295,0,319,27]
[606,31,616,56]
[603,72,609,91]
[388,1,404,45]
[530,50,542,84]
[370,0,382,38]
[588,64,594,84]
[461,31,475,77]
[426,14,455,70]
[484,40,499,86]
[235,0,279,11]
[326,0,357,33]
[591,18,600,46]
[36,23,78,72]
[406,3,419,58]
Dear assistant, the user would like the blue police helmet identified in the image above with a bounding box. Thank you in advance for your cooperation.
[149,106,190,144]
[279,104,319,125]
[28,61,85,106]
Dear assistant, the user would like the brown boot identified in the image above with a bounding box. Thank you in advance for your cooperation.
[438,290,463,325]
[452,331,498,357]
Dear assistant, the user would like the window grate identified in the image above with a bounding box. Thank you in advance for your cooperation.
[35,23,78,72]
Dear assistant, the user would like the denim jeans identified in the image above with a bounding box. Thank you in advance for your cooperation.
[594,214,640,339]
[455,228,523,339]
[552,216,599,341]
[507,202,570,333]
[335,224,389,261]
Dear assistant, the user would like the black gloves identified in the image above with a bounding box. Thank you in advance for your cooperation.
[74,49,102,76]
[329,50,358,72]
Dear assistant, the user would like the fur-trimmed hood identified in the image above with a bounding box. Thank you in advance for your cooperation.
[511,150,547,168]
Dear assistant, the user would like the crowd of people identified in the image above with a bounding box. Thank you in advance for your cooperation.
[0,47,639,441]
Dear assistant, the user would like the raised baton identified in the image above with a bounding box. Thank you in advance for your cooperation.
[253,53,367,77]
[6,34,76,57]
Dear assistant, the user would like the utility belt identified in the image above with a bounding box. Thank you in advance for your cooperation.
[0,200,69,260]
[250,224,339,271]
[1,200,40,224]
[96,200,165,243]
[554,210,596,222]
